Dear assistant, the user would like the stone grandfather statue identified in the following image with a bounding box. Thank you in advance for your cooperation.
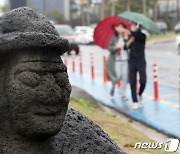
[0,7,124,154]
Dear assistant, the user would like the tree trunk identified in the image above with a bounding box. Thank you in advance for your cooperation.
[177,0,180,20]
[81,6,85,26]
[101,0,105,20]
[86,8,91,26]
[166,0,169,15]
[111,0,116,16]
[142,0,147,15]
[127,0,131,11]
[153,0,158,21]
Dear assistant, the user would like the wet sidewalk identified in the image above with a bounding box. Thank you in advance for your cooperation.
[68,72,180,139]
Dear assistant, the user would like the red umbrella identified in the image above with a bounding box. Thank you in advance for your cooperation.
[93,16,131,49]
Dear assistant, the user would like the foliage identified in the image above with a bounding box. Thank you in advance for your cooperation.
[147,31,176,42]
[161,17,173,31]
[1,6,9,13]
[46,9,64,23]
[104,0,153,18]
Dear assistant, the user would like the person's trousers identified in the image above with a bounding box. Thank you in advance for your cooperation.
[115,61,128,97]
[128,57,146,102]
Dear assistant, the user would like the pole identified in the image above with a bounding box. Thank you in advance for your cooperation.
[64,53,67,66]
[79,51,83,76]
[103,56,108,84]
[91,53,95,80]
[64,0,71,21]
[72,50,76,73]
[153,64,159,101]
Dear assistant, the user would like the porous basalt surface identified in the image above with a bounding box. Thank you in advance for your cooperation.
[0,108,125,154]
[0,51,124,153]
[0,7,69,54]
[57,108,125,154]
[0,7,125,154]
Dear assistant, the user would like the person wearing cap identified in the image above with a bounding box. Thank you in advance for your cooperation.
[0,7,124,154]
[125,22,147,109]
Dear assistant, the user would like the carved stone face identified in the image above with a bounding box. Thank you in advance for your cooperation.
[3,49,71,140]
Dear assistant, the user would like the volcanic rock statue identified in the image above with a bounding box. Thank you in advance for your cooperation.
[0,7,124,154]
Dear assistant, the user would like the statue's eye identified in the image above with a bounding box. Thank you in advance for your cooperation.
[16,71,40,87]
[54,72,69,87]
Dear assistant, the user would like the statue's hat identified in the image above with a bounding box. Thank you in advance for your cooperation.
[0,7,69,55]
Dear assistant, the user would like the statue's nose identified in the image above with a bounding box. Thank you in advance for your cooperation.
[36,73,62,105]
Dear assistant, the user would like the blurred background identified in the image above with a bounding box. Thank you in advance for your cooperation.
[1,0,180,28]
[1,0,180,47]
[0,0,179,29]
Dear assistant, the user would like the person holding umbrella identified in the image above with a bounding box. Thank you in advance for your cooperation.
[125,22,147,109]
[107,23,130,100]
[93,16,131,100]
[118,11,160,109]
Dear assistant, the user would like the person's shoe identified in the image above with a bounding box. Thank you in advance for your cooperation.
[110,87,115,96]
[132,103,139,110]
[139,95,144,104]
[121,96,128,101]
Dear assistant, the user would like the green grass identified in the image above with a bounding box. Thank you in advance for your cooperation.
[147,31,176,42]
[69,97,177,154]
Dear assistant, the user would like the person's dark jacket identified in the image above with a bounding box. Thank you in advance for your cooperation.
[126,31,146,59]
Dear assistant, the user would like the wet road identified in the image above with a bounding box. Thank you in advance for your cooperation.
[146,41,179,87]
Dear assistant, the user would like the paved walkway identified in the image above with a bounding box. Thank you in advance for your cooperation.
[68,72,180,139]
